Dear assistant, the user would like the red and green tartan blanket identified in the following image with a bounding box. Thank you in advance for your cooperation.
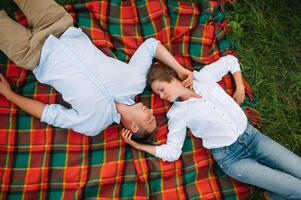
[0,0,259,199]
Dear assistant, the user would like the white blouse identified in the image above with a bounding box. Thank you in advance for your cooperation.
[155,55,248,162]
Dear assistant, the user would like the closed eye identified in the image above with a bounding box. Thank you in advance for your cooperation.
[156,88,164,95]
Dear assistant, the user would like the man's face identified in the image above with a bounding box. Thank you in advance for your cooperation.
[130,102,157,133]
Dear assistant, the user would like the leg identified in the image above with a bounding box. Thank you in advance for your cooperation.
[250,126,301,180]
[0,0,73,69]
[223,158,301,200]
[13,0,73,35]
[0,10,35,69]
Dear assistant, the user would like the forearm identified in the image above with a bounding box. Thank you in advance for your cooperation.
[5,91,46,119]
[232,71,244,89]
[136,143,157,157]
[155,43,183,73]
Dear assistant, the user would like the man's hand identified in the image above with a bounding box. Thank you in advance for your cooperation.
[0,74,12,98]
[121,128,140,149]
[233,85,245,105]
[176,68,193,89]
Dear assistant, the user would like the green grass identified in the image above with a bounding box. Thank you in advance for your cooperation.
[225,0,301,155]
[225,0,301,199]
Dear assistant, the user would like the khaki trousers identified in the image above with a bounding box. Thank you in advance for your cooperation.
[0,0,73,70]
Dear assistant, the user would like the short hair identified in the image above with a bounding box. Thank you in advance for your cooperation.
[131,127,157,144]
[147,61,178,86]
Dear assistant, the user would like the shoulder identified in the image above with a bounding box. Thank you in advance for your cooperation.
[166,103,185,119]
[192,70,214,84]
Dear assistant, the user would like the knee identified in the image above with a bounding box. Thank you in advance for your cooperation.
[278,182,301,200]
[62,12,74,27]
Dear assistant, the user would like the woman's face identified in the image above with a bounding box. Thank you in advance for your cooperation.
[151,78,182,102]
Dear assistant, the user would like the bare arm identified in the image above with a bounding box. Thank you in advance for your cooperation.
[232,71,245,105]
[122,129,156,156]
[0,74,45,119]
[122,115,186,162]
[155,43,193,88]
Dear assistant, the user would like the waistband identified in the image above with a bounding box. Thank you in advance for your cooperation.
[210,122,255,153]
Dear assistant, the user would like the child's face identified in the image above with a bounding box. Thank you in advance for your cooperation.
[151,78,182,102]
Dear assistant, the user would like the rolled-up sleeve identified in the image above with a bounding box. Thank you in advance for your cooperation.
[155,116,187,162]
[196,55,241,82]
[41,104,79,130]
[128,37,160,72]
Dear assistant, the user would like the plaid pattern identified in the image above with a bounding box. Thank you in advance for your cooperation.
[0,0,256,199]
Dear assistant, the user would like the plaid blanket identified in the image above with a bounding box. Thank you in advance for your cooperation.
[0,0,257,199]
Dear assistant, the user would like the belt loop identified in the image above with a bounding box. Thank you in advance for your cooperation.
[225,146,230,154]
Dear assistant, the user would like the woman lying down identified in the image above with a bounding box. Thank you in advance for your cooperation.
[122,55,301,200]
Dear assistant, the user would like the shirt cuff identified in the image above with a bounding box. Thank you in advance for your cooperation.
[227,55,241,74]
[155,146,163,159]
[145,38,160,57]
[40,104,55,124]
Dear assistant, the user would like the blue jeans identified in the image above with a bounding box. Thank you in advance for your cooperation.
[210,123,301,200]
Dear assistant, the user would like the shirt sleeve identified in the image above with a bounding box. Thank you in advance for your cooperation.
[155,116,187,162]
[195,55,241,82]
[128,38,160,72]
[41,104,80,130]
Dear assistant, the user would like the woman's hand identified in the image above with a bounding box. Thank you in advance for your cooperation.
[121,128,140,149]
[176,68,193,89]
[0,74,12,98]
[233,85,245,105]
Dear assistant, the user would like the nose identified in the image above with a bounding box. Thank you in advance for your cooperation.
[159,93,164,99]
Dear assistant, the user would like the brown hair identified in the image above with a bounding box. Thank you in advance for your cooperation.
[131,127,157,144]
[147,61,178,86]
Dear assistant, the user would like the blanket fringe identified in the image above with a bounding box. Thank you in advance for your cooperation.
[243,107,263,128]
[220,0,237,6]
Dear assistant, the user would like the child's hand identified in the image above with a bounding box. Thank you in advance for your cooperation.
[121,128,140,149]
[0,74,12,97]
[233,85,245,105]
[177,68,193,89]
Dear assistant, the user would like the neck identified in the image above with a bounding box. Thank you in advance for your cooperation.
[115,101,129,122]
[179,88,200,101]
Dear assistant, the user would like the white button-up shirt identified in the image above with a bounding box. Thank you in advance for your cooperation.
[33,27,159,136]
[155,55,248,162]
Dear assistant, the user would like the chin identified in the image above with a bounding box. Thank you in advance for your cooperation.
[167,97,175,102]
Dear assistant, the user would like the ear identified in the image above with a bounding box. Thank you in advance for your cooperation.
[170,76,178,83]
[130,121,139,133]
[171,76,183,87]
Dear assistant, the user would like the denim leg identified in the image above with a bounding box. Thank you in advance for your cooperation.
[211,124,301,200]
[251,131,301,180]
[223,158,301,200]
